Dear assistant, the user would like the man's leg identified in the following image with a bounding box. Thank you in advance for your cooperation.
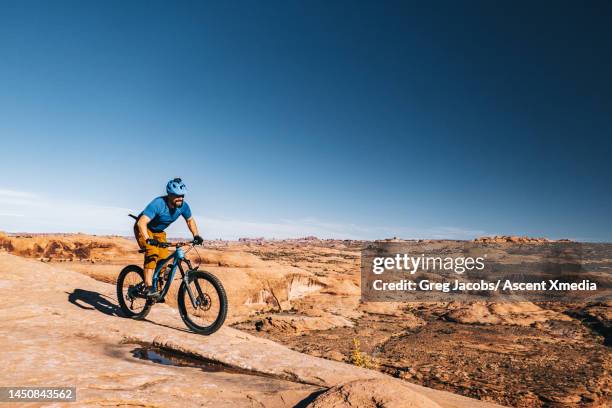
[144,268,154,287]
[143,231,167,297]
[136,226,160,297]
[152,233,169,300]
[143,245,160,296]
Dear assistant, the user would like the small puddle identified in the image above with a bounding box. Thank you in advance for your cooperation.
[126,343,324,386]
[131,345,267,376]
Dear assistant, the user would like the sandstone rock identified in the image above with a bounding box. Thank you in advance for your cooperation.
[306,378,442,408]
[324,350,345,361]
[444,302,572,326]
[252,314,354,334]
[0,252,501,408]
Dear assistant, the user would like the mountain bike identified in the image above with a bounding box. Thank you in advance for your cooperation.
[116,240,227,335]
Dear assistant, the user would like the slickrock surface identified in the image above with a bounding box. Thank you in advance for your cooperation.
[0,252,501,407]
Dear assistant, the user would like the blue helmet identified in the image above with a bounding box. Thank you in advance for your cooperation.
[166,178,187,196]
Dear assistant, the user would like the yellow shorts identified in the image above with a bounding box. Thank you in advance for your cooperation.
[136,228,168,270]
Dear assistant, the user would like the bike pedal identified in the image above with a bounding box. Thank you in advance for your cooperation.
[145,293,160,304]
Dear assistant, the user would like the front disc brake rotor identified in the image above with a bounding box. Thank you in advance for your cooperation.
[197,293,212,311]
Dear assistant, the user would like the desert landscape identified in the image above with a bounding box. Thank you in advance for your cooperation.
[4,1,610,407]
[0,232,609,407]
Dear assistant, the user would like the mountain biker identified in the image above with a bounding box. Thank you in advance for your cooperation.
[134,178,203,297]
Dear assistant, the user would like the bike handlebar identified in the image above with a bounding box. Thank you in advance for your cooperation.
[138,240,199,253]
[154,240,197,248]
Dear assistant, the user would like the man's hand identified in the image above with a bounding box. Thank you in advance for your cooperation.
[146,238,160,247]
[193,235,203,245]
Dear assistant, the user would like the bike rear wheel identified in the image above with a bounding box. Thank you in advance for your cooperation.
[117,265,152,320]
[178,271,227,335]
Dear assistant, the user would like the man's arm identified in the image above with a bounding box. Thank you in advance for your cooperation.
[137,215,151,241]
[186,217,199,237]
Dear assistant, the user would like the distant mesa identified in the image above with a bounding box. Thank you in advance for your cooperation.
[375,236,575,244]
[380,237,404,242]
[474,235,573,244]
[238,237,265,243]
[238,236,322,244]
[301,236,320,241]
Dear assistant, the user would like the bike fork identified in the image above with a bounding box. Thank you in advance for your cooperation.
[182,272,206,307]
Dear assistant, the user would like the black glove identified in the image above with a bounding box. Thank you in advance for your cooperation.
[146,238,160,247]
[193,235,203,245]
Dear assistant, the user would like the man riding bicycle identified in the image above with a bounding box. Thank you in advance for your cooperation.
[134,178,203,298]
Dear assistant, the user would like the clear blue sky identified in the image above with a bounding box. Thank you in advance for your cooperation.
[1,1,611,241]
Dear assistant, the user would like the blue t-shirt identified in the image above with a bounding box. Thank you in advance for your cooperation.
[140,196,192,232]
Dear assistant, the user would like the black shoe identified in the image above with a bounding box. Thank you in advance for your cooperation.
[146,286,160,299]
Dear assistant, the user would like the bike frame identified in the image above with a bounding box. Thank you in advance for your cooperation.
[151,245,203,307]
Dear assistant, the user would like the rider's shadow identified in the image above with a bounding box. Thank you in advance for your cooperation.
[66,289,191,333]
[66,289,121,317]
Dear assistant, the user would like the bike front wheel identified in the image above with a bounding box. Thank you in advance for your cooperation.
[178,271,227,335]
